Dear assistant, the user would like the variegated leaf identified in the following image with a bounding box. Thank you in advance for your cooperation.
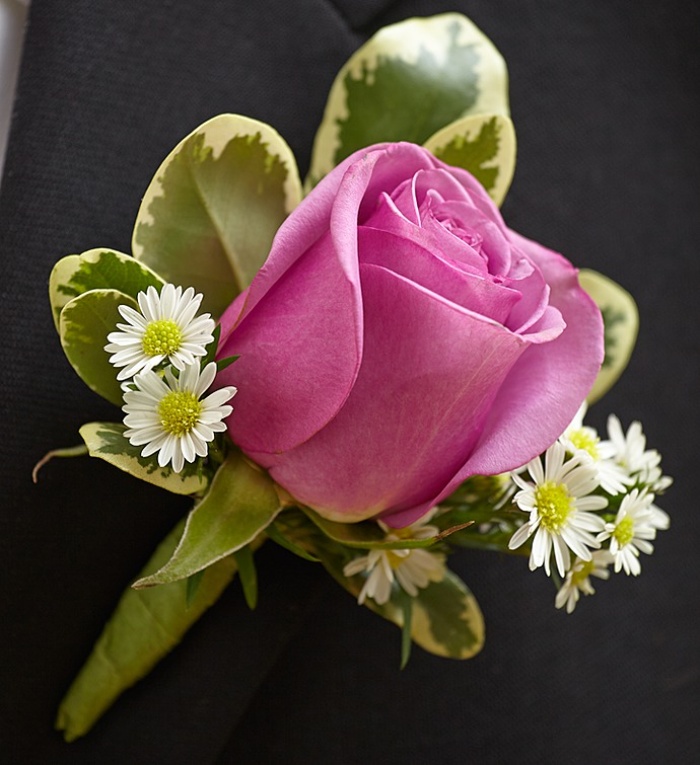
[274,509,484,659]
[59,289,136,406]
[133,450,280,588]
[579,269,639,403]
[301,507,438,550]
[424,113,516,206]
[307,13,509,188]
[49,249,164,331]
[79,422,210,496]
[132,114,302,318]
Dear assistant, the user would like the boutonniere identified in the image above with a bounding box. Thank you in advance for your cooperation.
[36,13,670,741]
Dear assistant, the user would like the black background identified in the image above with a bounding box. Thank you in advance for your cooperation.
[1,1,698,763]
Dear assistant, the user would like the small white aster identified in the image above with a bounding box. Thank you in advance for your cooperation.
[508,441,608,577]
[597,488,657,576]
[343,512,446,606]
[559,404,631,495]
[602,415,670,487]
[122,362,236,472]
[105,284,215,380]
[555,550,614,614]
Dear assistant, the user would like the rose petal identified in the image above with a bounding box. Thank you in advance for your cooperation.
[255,263,528,521]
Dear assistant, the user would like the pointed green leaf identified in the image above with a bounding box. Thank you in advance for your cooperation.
[579,269,639,403]
[79,422,211,496]
[274,509,484,659]
[300,506,439,550]
[267,521,320,562]
[132,114,302,318]
[307,13,509,187]
[59,289,136,406]
[49,249,164,331]
[424,114,516,206]
[133,451,280,587]
[55,520,242,742]
[233,545,258,610]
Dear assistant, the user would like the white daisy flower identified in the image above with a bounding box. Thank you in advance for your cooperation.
[602,415,671,488]
[559,404,630,495]
[597,488,657,576]
[122,362,236,472]
[508,441,608,577]
[343,513,446,605]
[555,550,614,614]
[105,284,215,380]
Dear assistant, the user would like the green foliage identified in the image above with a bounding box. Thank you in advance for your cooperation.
[578,269,639,403]
[133,450,280,587]
[434,116,500,191]
[335,22,479,165]
[80,422,211,496]
[233,545,258,610]
[49,249,164,330]
[59,289,137,406]
[274,509,484,659]
[301,507,439,550]
[307,13,509,187]
[133,115,301,318]
[55,520,240,741]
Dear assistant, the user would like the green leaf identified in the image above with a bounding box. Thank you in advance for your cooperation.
[307,13,509,188]
[397,590,413,670]
[59,289,137,406]
[49,249,164,331]
[216,355,239,373]
[132,114,302,318]
[79,422,211,496]
[266,521,320,562]
[55,519,242,742]
[275,510,484,659]
[300,506,439,550]
[578,269,639,403]
[424,114,516,206]
[233,545,258,610]
[133,450,280,587]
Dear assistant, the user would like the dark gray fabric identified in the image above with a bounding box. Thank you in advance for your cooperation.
[2,1,698,763]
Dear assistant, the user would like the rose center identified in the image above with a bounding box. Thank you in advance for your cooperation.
[158,391,202,436]
[535,481,573,532]
[142,319,182,357]
[613,516,635,547]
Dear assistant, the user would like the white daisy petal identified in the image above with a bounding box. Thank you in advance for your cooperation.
[121,363,237,473]
[105,284,217,381]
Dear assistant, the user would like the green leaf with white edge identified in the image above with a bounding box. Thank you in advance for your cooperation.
[59,289,137,406]
[55,519,244,742]
[579,269,639,404]
[133,450,280,588]
[49,249,164,331]
[132,114,302,318]
[275,509,484,659]
[301,506,439,550]
[79,422,211,496]
[306,13,509,188]
[424,114,516,206]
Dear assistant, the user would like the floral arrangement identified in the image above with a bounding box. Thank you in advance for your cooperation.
[37,14,670,741]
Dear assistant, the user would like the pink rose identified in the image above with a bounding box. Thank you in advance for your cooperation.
[217,143,603,526]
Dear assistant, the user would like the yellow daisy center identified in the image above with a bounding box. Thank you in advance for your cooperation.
[535,481,573,532]
[142,319,182,357]
[158,391,202,436]
[613,516,635,547]
[569,428,600,460]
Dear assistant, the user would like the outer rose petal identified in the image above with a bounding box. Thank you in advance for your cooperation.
[384,232,603,527]
[249,263,529,522]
